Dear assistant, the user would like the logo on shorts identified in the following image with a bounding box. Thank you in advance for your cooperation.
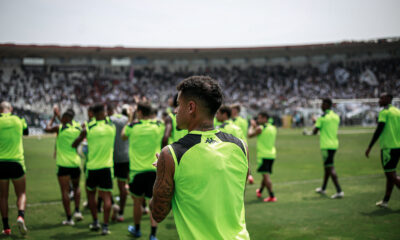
[205,138,217,144]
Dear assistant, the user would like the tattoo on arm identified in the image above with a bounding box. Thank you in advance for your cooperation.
[150,147,175,223]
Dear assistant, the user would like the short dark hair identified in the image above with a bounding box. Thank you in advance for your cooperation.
[322,98,332,108]
[258,111,269,119]
[63,108,75,119]
[381,92,393,102]
[177,76,223,117]
[219,105,231,118]
[106,103,115,112]
[137,102,152,117]
[231,103,241,112]
[92,104,105,115]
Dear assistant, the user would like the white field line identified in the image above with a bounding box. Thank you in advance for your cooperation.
[10,174,382,208]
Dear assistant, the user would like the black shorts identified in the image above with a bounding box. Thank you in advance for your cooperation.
[321,149,336,167]
[129,171,156,199]
[86,168,113,191]
[257,159,274,174]
[381,148,400,172]
[57,166,81,179]
[114,162,129,180]
[0,161,25,180]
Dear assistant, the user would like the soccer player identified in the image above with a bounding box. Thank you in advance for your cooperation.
[162,94,188,147]
[215,105,246,141]
[248,112,277,202]
[122,102,162,240]
[365,93,400,208]
[150,76,250,239]
[312,98,344,199]
[0,101,28,235]
[231,103,254,184]
[72,104,116,235]
[44,108,83,225]
[107,104,129,222]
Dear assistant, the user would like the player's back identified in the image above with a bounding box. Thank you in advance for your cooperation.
[317,110,340,149]
[126,119,162,172]
[0,113,25,160]
[169,130,249,240]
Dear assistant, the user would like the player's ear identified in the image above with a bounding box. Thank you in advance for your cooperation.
[188,101,196,115]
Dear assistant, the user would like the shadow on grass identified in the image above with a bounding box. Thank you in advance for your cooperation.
[0,234,27,240]
[360,208,400,216]
[49,230,95,240]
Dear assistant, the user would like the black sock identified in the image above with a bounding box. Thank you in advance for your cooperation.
[268,191,275,198]
[119,209,124,215]
[75,207,80,213]
[383,195,391,202]
[336,185,342,193]
[102,223,108,228]
[67,215,72,221]
[321,184,327,191]
[259,187,264,193]
[18,210,25,218]
[2,218,10,230]
[135,224,140,231]
[93,219,98,225]
[151,226,157,236]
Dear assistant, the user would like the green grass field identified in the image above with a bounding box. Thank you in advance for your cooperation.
[2,127,400,240]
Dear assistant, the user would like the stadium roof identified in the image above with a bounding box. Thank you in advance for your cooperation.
[0,38,399,60]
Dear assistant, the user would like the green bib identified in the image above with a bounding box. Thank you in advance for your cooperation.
[0,113,27,170]
[86,119,116,170]
[125,119,164,173]
[378,105,400,149]
[257,123,277,160]
[56,123,82,167]
[168,129,249,240]
[315,110,340,149]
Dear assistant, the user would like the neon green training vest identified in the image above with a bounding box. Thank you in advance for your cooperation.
[168,129,249,240]
[56,123,82,167]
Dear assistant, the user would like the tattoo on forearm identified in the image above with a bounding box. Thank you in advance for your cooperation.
[151,151,174,222]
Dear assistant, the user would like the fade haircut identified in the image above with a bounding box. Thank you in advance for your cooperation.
[92,104,105,115]
[63,108,75,119]
[219,105,232,118]
[137,102,152,117]
[322,98,333,108]
[177,76,223,117]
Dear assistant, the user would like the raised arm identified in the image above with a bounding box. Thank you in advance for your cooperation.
[150,146,175,223]
[44,115,59,133]
[365,122,385,158]
[248,123,262,138]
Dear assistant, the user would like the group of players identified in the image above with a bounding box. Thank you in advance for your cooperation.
[0,75,399,239]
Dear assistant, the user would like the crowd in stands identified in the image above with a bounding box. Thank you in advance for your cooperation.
[1,57,399,126]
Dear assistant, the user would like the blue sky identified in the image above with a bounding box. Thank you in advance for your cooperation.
[0,0,399,47]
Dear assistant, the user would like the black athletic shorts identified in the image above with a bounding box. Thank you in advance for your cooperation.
[129,171,156,199]
[257,158,274,174]
[114,162,129,180]
[381,148,400,172]
[321,149,336,167]
[0,161,25,180]
[57,166,81,179]
[86,168,113,191]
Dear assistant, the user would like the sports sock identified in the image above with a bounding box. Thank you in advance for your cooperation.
[151,226,157,236]
[321,183,327,191]
[2,218,10,230]
[336,185,342,193]
[135,224,140,231]
[18,210,25,218]
[102,223,108,228]
[383,195,391,202]
[67,215,72,221]
[119,209,124,215]
[75,207,79,213]
[258,187,264,193]
[268,191,275,198]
